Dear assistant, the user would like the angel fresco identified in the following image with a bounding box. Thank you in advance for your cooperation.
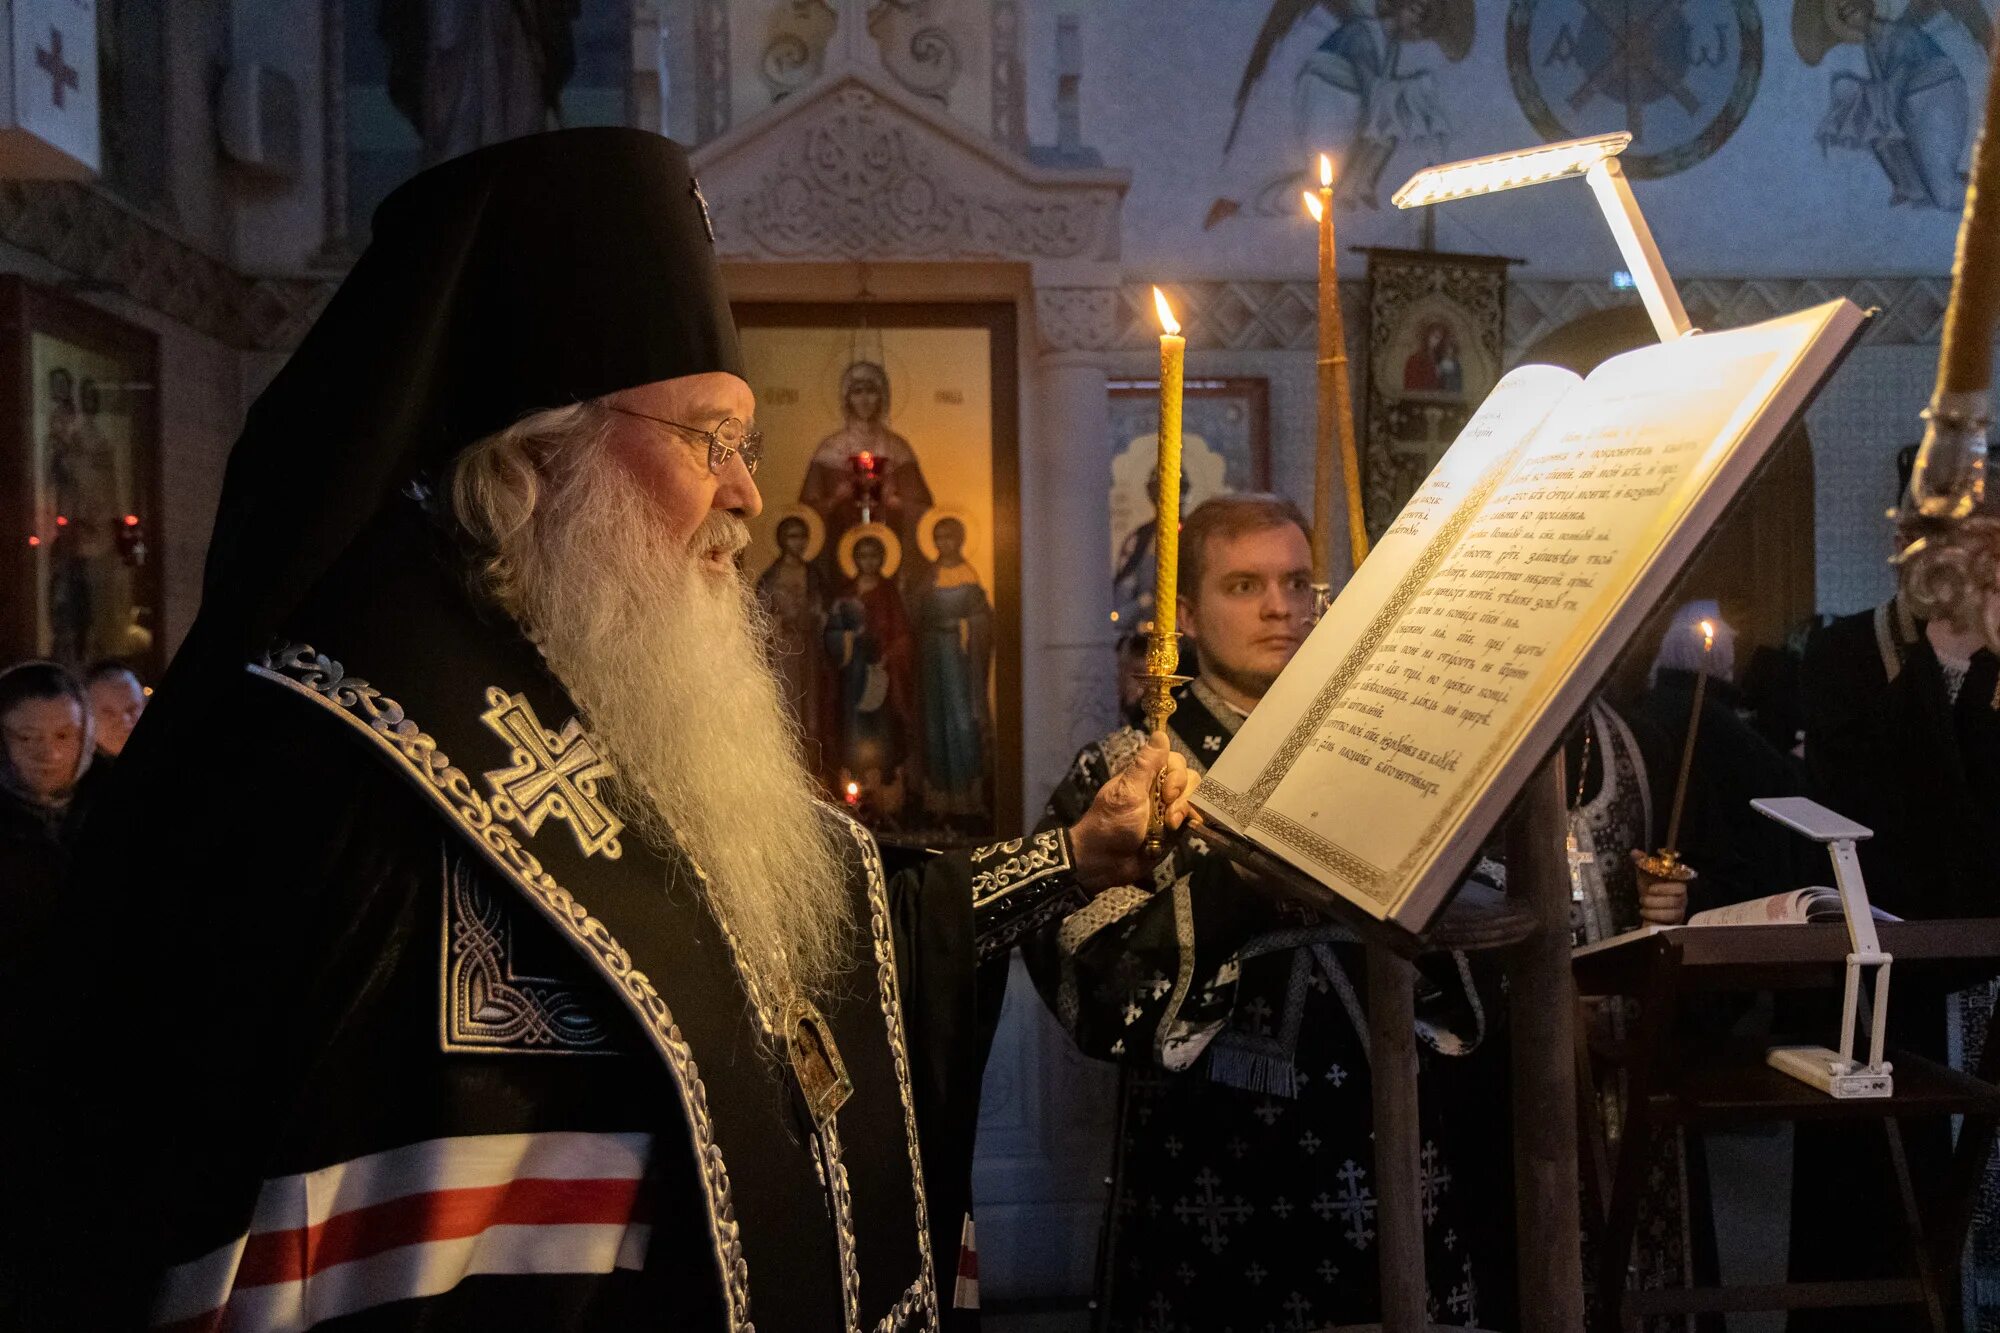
[1794,0,1991,210]
[1207,0,1474,227]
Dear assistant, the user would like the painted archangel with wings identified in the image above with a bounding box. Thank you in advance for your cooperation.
[1794,0,1991,210]
[1207,0,1474,227]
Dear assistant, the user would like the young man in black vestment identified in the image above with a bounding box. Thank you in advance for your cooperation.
[1028,494,1511,1333]
[0,130,1202,1333]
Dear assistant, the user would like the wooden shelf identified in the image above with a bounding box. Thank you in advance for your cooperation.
[1656,1047,2000,1126]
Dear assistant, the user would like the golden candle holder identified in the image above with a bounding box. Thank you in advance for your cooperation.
[1138,641,1191,858]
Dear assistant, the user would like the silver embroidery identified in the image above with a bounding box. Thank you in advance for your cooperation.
[479,687,624,860]
[440,849,619,1055]
[1055,884,1153,1030]
[819,1116,864,1332]
[251,647,754,1332]
[837,812,943,1333]
[969,827,1070,906]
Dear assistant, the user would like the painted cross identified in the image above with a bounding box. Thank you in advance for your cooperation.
[1564,0,1700,134]
[480,689,625,859]
[1316,1258,1340,1284]
[1243,1261,1269,1286]
[35,28,77,109]
[1172,1167,1253,1256]
[1282,1291,1317,1331]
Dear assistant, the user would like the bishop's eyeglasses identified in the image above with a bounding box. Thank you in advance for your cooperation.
[606,405,764,476]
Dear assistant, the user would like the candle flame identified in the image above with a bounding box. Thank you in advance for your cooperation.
[1301,190,1323,221]
[1152,287,1181,336]
[1699,620,1716,651]
[1319,153,1334,188]
[844,780,860,803]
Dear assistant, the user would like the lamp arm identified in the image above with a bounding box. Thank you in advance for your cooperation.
[1583,159,1691,342]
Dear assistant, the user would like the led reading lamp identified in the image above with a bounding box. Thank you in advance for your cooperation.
[1753,797,1894,1099]
[1391,131,1692,344]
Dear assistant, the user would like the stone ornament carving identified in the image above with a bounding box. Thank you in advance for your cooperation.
[1,181,331,350]
[990,0,1026,148]
[1035,287,1120,355]
[695,0,732,140]
[716,86,1117,261]
[870,0,961,104]
[762,0,836,101]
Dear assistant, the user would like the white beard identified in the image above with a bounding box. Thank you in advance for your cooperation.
[501,452,854,1007]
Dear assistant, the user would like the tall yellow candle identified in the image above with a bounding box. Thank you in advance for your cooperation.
[1152,287,1185,660]
[1303,154,1368,579]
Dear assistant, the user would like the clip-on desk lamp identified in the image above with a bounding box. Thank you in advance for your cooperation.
[1754,796,1894,1099]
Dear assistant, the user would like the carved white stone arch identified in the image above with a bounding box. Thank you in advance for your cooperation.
[692,72,1125,270]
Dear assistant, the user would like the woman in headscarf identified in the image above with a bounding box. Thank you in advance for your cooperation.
[0,661,108,971]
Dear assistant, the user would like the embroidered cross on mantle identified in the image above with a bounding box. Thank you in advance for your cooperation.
[479,688,625,859]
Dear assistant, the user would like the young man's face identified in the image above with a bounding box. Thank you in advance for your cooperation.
[1179,523,1315,703]
[3,694,85,802]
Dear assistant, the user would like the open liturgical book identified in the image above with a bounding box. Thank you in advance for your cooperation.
[1192,299,1869,935]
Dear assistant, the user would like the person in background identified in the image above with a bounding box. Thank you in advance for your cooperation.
[1029,494,1512,1333]
[0,662,109,970]
[1634,599,1806,915]
[83,660,146,758]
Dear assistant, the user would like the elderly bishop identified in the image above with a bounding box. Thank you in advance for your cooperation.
[4,130,1194,1333]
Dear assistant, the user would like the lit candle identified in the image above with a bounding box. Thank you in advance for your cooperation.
[1152,286,1185,659]
[1303,153,1368,582]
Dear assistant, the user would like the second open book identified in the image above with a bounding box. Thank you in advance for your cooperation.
[1191,299,1869,934]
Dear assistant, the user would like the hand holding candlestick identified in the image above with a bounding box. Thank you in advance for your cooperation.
[1632,617,1715,909]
